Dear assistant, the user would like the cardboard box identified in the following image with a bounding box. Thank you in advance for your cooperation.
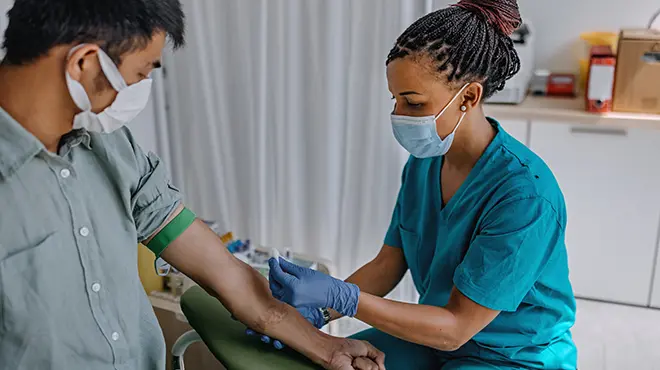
[613,29,660,114]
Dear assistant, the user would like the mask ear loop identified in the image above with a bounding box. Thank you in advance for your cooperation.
[451,109,468,136]
[434,83,471,121]
[96,48,128,92]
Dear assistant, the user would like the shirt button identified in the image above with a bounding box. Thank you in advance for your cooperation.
[79,227,90,237]
[111,332,120,341]
[60,168,71,178]
[91,283,101,292]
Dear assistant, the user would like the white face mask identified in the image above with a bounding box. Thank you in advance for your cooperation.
[65,45,153,133]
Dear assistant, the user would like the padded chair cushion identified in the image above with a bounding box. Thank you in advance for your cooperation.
[180,286,322,370]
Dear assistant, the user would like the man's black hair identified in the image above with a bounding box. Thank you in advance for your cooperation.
[2,0,185,65]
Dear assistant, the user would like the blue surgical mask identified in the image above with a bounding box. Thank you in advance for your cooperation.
[391,83,469,158]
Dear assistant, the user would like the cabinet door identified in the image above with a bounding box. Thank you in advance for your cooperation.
[497,119,529,146]
[530,121,660,306]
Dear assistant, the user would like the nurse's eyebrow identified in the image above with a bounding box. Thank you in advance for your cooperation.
[399,91,422,96]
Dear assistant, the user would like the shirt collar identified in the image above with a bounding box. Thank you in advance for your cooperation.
[58,129,92,156]
[0,107,44,180]
[0,108,92,180]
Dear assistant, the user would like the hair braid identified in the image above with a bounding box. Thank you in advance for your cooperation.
[386,0,522,99]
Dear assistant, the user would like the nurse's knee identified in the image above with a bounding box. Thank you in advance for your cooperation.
[350,328,437,369]
[441,358,521,370]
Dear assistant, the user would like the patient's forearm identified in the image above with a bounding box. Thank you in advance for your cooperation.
[161,219,334,366]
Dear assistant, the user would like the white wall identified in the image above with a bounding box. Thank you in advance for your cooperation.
[433,0,659,72]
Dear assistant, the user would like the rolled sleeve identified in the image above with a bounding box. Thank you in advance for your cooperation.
[131,149,182,243]
[453,197,562,312]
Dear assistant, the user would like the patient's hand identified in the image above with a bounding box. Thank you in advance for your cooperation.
[327,338,385,370]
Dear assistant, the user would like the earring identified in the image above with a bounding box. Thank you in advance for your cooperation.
[460,105,467,112]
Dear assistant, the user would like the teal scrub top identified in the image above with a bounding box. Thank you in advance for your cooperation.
[384,119,577,369]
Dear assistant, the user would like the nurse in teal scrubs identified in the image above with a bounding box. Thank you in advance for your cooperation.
[267,0,577,369]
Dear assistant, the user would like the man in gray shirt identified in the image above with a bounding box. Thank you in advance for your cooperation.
[0,1,384,369]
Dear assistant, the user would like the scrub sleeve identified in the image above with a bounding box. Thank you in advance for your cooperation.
[453,196,561,312]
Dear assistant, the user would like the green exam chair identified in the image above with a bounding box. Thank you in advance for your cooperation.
[173,285,322,370]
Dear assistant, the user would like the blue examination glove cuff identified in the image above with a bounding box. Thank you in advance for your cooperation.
[332,282,360,317]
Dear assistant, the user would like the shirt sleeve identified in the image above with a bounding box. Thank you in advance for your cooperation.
[130,142,183,244]
[384,159,411,248]
[453,196,562,312]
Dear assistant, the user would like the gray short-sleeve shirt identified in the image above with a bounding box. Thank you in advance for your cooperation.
[0,107,181,370]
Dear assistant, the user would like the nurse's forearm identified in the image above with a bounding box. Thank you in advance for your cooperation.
[354,288,498,352]
[329,245,408,321]
[354,293,464,351]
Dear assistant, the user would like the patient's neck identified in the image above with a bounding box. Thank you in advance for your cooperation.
[0,59,77,152]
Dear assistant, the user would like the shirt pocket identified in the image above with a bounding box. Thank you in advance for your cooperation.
[0,231,59,333]
[0,231,57,263]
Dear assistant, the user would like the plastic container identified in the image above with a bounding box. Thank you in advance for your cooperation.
[578,32,619,92]
[138,243,164,294]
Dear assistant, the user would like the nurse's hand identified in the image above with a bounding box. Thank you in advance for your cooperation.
[268,257,360,317]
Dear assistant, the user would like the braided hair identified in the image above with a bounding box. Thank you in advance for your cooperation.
[387,0,522,99]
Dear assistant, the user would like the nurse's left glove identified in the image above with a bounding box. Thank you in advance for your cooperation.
[268,257,360,317]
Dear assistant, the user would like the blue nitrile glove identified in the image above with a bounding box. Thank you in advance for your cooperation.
[268,257,360,317]
[232,315,284,350]
[245,329,285,350]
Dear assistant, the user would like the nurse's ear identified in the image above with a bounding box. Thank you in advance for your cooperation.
[460,82,484,111]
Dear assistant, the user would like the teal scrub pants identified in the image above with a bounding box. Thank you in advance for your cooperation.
[351,329,525,370]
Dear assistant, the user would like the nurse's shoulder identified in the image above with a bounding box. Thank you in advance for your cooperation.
[493,126,567,223]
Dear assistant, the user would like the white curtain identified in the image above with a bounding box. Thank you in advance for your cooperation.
[0,0,11,59]
[161,1,426,318]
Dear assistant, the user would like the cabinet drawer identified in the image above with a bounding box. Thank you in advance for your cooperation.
[530,121,660,305]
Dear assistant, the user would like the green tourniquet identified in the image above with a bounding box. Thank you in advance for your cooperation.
[146,207,196,256]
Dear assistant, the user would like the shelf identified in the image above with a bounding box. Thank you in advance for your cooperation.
[485,96,660,130]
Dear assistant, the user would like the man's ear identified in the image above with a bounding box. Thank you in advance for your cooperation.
[66,44,101,80]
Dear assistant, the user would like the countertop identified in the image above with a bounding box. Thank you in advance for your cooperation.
[484,96,660,130]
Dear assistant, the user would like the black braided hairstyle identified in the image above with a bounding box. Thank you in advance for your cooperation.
[387,0,522,99]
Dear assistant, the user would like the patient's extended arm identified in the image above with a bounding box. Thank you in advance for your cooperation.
[153,206,385,370]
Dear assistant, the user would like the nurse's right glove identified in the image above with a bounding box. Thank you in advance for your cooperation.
[268,257,360,318]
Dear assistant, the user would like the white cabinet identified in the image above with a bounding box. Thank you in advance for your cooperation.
[498,119,529,146]
[530,121,660,306]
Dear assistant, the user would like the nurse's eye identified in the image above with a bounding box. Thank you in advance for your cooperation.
[406,101,423,108]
